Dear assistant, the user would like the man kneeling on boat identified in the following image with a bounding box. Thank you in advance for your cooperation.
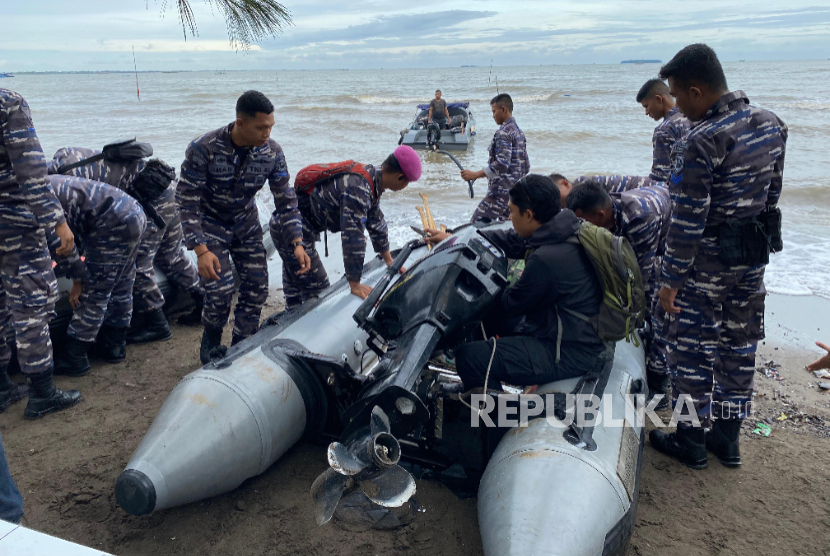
[425,174,607,391]
[272,145,422,309]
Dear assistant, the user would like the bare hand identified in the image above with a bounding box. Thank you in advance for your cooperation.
[382,251,405,274]
[294,244,311,275]
[69,280,82,309]
[659,286,681,314]
[349,281,373,300]
[197,250,222,281]
[808,342,830,372]
[54,222,75,256]
[460,169,481,182]
[424,228,449,245]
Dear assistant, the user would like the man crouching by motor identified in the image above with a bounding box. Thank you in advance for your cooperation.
[425,174,606,391]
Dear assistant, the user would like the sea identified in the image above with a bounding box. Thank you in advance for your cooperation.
[6,60,830,298]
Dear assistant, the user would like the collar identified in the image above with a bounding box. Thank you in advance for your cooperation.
[371,166,383,201]
[220,122,271,159]
[612,198,622,233]
[701,90,749,122]
[664,106,678,120]
[501,116,516,129]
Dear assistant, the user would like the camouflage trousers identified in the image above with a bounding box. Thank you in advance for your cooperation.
[470,184,510,223]
[665,248,765,428]
[201,214,267,340]
[69,212,146,342]
[0,227,58,375]
[270,213,330,310]
[132,188,202,315]
[646,288,669,378]
[154,208,202,299]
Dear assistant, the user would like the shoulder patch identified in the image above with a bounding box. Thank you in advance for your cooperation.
[670,138,687,185]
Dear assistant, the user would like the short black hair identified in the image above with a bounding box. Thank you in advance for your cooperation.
[509,174,560,224]
[565,179,612,215]
[549,173,568,186]
[236,90,274,118]
[490,93,513,112]
[659,44,728,92]
[436,89,442,93]
[636,78,670,102]
[381,152,402,174]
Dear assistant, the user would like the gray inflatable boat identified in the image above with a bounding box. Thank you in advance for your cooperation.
[398,102,476,151]
[115,222,645,555]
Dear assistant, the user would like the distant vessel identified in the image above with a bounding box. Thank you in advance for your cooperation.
[0,73,14,78]
[621,60,661,64]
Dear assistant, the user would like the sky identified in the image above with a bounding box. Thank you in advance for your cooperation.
[1,1,829,71]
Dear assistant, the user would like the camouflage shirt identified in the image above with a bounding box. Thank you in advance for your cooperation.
[305,165,389,282]
[574,174,660,195]
[46,175,145,281]
[610,183,672,300]
[482,117,529,192]
[177,123,301,248]
[0,89,66,232]
[661,91,787,289]
[48,146,144,189]
[650,107,690,182]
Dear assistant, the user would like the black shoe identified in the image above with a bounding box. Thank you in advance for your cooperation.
[646,371,671,411]
[706,419,742,467]
[200,326,226,365]
[0,365,28,412]
[93,325,128,363]
[177,292,205,326]
[24,370,82,420]
[54,336,93,377]
[649,426,708,470]
[127,309,172,345]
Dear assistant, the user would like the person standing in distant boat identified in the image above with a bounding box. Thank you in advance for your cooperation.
[636,78,690,182]
[428,90,451,129]
[463,93,530,223]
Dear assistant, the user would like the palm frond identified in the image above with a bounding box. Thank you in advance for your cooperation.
[173,0,292,49]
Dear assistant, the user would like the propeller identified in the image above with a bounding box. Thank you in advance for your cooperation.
[310,406,416,525]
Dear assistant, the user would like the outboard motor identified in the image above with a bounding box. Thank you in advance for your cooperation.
[425,121,442,151]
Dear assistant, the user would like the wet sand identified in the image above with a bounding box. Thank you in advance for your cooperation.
[1,293,829,555]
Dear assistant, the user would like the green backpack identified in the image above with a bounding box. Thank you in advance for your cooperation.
[564,220,646,346]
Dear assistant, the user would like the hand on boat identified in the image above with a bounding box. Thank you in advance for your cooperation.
[349,281,373,300]
[659,286,681,314]
[382,251,406,273]
[424,228,449,245]
[807,342,830,372]
[69,280,82,309]
[294,244,311,275]
[197,249,222,281]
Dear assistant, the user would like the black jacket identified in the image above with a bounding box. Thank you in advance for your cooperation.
[483,210,605,374]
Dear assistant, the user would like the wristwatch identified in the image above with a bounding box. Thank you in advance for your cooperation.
[292,240,303,248]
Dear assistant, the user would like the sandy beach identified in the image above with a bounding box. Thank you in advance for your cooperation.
[0,292,828,555]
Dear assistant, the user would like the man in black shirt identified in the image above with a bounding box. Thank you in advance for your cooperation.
[428,90,451,129]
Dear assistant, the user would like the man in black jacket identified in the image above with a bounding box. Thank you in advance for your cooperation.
[427,174,606,390]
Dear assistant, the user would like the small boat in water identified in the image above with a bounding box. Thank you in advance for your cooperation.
[399,102,476,151]
[0,73,14,78]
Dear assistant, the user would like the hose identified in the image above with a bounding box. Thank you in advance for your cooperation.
[437,150,475,198]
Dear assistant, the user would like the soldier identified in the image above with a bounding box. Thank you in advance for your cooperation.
[462,94,529,222]
[636,78,690,182]
[551,173,661,205]
[49,147,199,345]
[47,175,148,376]
[0,88,81,419]
[650,44,787,469]
[178,90,309,364]
[565,178,673,409]
[272,146,422,309]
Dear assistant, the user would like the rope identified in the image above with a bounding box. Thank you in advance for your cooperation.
[459,323,497,414]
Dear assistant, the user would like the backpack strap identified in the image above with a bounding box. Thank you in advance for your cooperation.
[58,152,105,174]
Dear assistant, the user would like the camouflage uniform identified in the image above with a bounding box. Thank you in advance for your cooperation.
[47,175,146,343]
[471,117,529,222]
[49,147,202,314]
[661,91,786,427]
[574,174,658,194]
[650,107,690,183]
[0,89,63,376]
[178,124,301,339]
[271,165,388,309]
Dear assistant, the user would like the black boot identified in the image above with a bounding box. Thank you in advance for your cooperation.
[200,326,227,365]
[54,336,93,377]
[93,325,128,363]
[0,365,28,413]
[646,371,671,411]
[177,291,205,326]
[706,419,742,467]
[24,369,82,420]
[649,426,708,469]
[127,309,172,345]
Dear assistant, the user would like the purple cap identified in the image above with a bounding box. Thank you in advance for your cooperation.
[393,145,422,182]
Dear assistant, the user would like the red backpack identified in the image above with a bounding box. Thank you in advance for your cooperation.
[294,160,374,195]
